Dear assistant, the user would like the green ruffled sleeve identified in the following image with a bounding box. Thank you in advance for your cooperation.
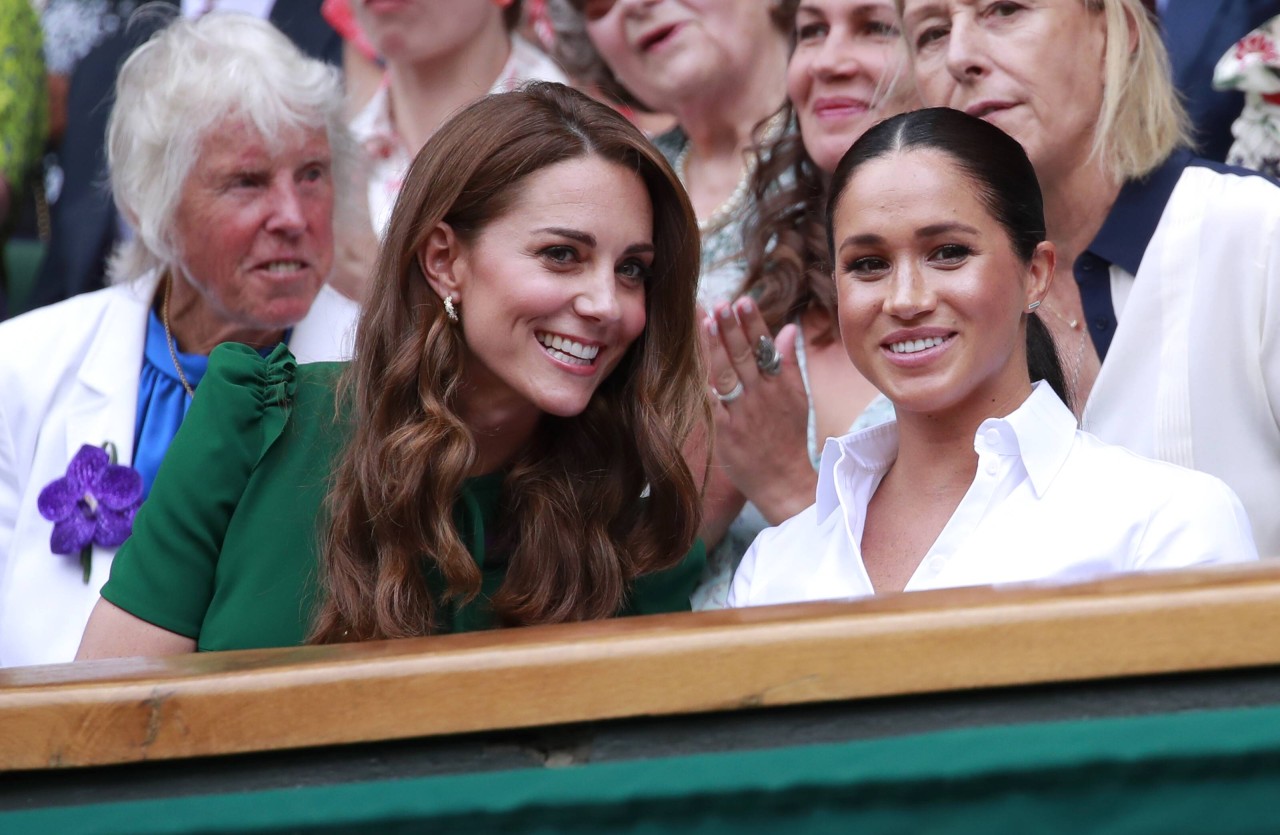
[101,344,299,639]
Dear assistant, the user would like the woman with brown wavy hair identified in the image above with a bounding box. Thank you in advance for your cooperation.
[78,82,709,656]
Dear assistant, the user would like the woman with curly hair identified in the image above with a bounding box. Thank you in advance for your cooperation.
[78,82,710,655]
[695,0,911,607]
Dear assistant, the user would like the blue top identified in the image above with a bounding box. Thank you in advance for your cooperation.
[133,310,208,496]
[132,310,289,496]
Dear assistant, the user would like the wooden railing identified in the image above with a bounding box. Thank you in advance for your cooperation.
[3,561,1279,772]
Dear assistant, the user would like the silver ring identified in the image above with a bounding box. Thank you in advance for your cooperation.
[714,379,744,404]
[755,335,783,376]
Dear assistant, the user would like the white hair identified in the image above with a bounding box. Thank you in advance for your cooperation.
[106,12,350,283]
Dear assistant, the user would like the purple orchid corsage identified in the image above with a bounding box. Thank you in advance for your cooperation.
[37,442,143,584]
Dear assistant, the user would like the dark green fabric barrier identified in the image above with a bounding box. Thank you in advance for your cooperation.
[3,238,43,316]
[8,704,1280,834]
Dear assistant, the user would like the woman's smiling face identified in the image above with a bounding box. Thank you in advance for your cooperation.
[787,0,904,174]
[424,154,654,424]
[832,147,1051,418]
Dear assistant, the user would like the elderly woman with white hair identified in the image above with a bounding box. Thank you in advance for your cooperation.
[899,0,1280,558]
[0,13,358,668]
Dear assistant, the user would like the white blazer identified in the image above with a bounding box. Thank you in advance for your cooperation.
[0,273,358,667]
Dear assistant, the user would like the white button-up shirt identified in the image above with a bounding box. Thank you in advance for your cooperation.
[1076,152,1280,558]
[728,383,1258,608]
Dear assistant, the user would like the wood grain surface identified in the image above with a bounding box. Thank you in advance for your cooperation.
[2,561,1279,771]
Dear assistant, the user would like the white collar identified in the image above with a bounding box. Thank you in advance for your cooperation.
[814,381,1077,521]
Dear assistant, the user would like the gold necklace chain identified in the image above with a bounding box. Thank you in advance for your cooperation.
[675,111,787,237]
[162,275,196,399]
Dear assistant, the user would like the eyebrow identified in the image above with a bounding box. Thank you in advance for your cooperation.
[918,222,980,237]
[838,233,886,249]
[537,227,595,247]
[837,222,980,250]
[901,1,948,28]
[536,228,655,256]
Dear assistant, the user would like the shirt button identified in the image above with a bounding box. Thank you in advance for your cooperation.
[983,428,1001,447]
[984,459,999,476]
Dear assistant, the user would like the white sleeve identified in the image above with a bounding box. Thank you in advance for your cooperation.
[1261,199,1280,465]
[1132,473,1259,570]
[727,504,836,608]
[0,317,32,597]
[725,530,761,608]
[0,388,17,590]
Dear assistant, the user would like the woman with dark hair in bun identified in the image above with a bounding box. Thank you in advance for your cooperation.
[729,108,1256,607]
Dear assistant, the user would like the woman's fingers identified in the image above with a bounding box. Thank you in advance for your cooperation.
[709,318,815,519]
[716,300,762,386]
[705,298,805,413]
[703,309,742,400]
[772,322,800,374]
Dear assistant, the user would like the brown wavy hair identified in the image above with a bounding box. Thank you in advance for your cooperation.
[311,82,708,642]
[742,0,837,344]
[744,0,914,345]
[743,99,836,343]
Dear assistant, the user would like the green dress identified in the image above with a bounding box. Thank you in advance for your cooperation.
[101,344,704,652]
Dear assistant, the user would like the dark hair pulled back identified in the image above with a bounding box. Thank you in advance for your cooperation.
[825,107,1068,408]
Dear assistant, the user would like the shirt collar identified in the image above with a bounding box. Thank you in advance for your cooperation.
[349,79,395,149]
[986,381,1077,499]
[815,421,898,521]
[1086,149,1192,275]
[814,381,1077,518]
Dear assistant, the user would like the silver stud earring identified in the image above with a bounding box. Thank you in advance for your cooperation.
[443,295,459,323]
[1027,300,1041,312]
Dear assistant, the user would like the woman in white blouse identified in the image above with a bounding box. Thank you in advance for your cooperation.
[728,108,1257,608]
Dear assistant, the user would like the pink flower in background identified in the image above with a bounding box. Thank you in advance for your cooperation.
[1236,32,1278,63]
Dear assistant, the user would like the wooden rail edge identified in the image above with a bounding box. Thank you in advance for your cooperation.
[2,561,1279,771]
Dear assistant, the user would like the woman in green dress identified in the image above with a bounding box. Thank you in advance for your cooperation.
[77,82,710,656]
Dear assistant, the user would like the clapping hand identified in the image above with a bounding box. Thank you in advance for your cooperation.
[702,298,819,525]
